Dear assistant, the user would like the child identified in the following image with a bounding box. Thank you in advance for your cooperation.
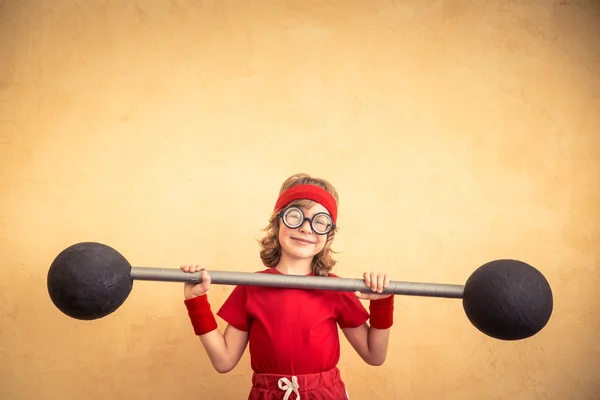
[181,173,394,399]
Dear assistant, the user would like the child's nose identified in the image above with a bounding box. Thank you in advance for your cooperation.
[299,219,312,232]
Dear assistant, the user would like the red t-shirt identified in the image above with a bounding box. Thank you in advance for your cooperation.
[216,267,369,375]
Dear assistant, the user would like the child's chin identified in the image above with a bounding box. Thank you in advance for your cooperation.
[288,248,317,259]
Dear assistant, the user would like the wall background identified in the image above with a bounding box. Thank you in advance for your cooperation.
[1,0,599,399]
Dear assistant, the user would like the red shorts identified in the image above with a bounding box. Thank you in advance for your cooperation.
[248,367,350,399]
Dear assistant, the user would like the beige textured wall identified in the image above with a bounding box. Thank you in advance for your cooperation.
[1,0,599,399]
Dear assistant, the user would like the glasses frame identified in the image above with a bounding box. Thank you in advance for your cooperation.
[278,206,336,235]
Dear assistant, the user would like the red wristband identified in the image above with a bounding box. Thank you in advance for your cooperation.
[369,295,394,329]
[184,295,218,335]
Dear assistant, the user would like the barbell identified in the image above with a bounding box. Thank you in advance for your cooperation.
[46,242,553,341]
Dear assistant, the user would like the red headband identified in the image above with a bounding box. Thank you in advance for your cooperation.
[274,184,338,224]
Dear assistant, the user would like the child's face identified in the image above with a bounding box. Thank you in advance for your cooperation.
[278,203,330,261]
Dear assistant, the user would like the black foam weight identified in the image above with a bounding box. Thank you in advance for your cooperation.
[462,259,553,341]
[47,242,133,320]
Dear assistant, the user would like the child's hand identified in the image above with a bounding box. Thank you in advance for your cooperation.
[180,264,211,299]
[354,271,392,300]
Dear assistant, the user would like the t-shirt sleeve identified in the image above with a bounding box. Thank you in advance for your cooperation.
[336,291,370,329]
[216,286,249,331]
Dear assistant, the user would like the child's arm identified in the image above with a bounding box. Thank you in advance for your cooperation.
[181,266,249,373]
[342,271,394,366]
[342,321,391,366]
[199,324,249,373]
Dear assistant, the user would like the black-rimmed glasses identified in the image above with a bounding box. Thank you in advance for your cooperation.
[278,206,335,235]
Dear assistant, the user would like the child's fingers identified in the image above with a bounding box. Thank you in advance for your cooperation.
[370,271,378,291]
[377,273,385,293]
[363,272,372,288]
[180,264,206,274]
[201,269,211,285]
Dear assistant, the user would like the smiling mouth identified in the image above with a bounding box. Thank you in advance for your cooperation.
[291,237,315,244]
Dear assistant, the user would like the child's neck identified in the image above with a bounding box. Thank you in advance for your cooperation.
[276,254,312,275]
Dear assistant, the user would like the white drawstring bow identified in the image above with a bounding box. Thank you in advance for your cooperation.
[278,376,300,400]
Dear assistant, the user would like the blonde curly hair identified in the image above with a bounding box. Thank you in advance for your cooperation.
[258,173,340,276]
